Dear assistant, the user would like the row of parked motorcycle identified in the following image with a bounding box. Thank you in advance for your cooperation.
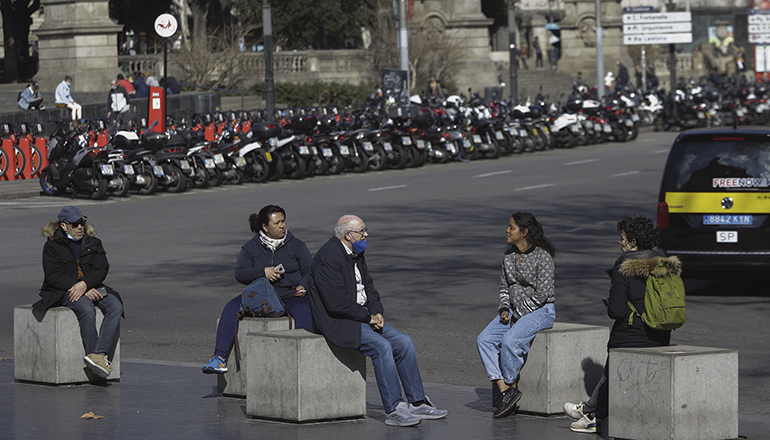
[1,78,766,199]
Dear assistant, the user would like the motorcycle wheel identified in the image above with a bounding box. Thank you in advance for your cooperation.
[628,124,639,141]
[613,126,629,142]
[387,143,408,169]
[367,144,388,171]
[192,157,210,188]
[326,148,344,175]
[483,140,501,159]
[287,153,307,179]
[268,158,284,181]
[231,168,244,185]
[311,153,329,176]
[137,168,158,195]
[348,145,369,173]
[403,145,419,167]
[39,167,65,196]
[250,153,269,183]
[414,146,427,167]
[13,145,25,178]
[0,147,8,178]
[576,133,588,146]
[165,164,187,193]
[523,136,535,153]
[89,170,109,200]
[111,173,130,197]
[533,132,546,151]
[29,145,42,177]
[210,167,223,187]
[510,137,524,154]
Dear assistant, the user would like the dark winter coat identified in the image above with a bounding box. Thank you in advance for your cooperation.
[307,237,384,349]
[234,230,312,299]
[606,250,678,349]
[34,221,122,319]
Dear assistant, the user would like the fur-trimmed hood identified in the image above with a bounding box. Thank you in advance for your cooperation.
[618,255,682,278]
[42,220,96,240]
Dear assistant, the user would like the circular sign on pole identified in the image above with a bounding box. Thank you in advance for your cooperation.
[154,13,178,38]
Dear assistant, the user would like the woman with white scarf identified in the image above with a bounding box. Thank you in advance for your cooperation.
[202,205,312,374]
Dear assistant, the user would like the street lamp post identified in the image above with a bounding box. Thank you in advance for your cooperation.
[263,0,275,120]
[507,0,519,105]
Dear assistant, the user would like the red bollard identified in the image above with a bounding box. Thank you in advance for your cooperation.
[17,137,32,179]
[36,136,48,171]
[1,138,14,181]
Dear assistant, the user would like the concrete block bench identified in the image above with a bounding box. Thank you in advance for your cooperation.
[216,316,292,396]
[512,322,610,415]
[14,305,121,384]
[608,345,738,440]
[245,329,366,422]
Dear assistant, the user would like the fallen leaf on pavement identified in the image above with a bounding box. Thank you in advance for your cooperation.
[81,412,103,420]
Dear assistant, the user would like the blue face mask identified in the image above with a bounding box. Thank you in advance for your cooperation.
[351,238,367,254]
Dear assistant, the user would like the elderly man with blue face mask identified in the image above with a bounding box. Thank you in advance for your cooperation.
[308,215,448,427]
[33,206,124,379]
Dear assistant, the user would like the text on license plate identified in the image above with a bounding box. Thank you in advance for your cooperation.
[703,215,752,225]
[717,231,738,243]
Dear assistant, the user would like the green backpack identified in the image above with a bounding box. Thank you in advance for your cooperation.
[627,261,686,330]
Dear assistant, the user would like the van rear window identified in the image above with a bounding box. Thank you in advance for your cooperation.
[665,141,770,192]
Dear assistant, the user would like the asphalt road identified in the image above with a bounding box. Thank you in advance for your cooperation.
[2,128,768,417]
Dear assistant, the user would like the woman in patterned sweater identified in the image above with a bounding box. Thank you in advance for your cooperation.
[477,212,556,419]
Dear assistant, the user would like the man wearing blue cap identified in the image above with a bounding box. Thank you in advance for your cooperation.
[34,205,123,378]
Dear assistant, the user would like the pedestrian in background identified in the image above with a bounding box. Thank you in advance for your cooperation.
[19,81,44,111]
[533,37,543,69]
[55,75,82,121]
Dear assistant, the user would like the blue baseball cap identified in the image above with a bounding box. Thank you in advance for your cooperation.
[58,205,86,223]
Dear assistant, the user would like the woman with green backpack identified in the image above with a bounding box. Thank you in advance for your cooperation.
[563,214,681,434]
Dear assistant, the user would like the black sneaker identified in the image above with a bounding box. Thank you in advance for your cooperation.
[493,387,522,418]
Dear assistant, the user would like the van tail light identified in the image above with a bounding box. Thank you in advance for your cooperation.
[657,201,669,229]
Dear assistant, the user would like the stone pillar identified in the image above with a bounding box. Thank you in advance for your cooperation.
[33,0,122,93]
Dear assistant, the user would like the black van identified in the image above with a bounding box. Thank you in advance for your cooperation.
[657,126,770,278]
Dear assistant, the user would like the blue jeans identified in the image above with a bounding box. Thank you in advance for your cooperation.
[213,294,312,359]
[357,323,425,413]
[476,303,555,384]
[63,291,123,357]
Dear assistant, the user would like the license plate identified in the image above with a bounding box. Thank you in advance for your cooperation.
[447,144,457,153]
[472,134,482,143]
[153,165,165,176]
[268,137,278,147]
[298,146,310,155]
[603,124,612,133]
[624,119,634,127]
[401,136,412,146]
[703,215,752,225]
[214,153,225,164]
[264,152,273,162]
[100,164,114,175]
[339,145,350,155]
[462,139,471,148]
[594,122,601,131]
[382,142,393,152]
[322,148,333,158]
[362,141,374,151]
[179,159,191,170]
[123,164,135,175]
[519,129,528,137]
[204,158,215,169]
[717,231,738,243]
[235,156,246,167]
[415,139,425,149]
[542,126,550,134]
[495,131,505,140]
[310,146,318,155]
[631,113,640,122]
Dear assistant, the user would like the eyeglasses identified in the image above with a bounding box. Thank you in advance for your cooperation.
[348,227,368,237]
[67,219,87,228]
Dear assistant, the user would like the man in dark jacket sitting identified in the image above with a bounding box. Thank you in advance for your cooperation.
[33,206,124,379]
[308,215,447,427]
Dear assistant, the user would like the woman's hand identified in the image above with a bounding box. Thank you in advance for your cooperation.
[499,310,511,325]
[264,267,283,282]
[295,285,307,297]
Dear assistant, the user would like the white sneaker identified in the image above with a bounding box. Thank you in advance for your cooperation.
[408,396,448,420]
[564,401,586,420]
[570,414,597,433]
[385,401,421,427]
